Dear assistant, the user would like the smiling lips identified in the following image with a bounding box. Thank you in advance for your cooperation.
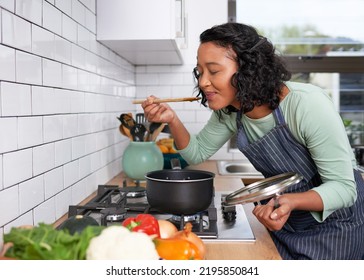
[204,92,216,101]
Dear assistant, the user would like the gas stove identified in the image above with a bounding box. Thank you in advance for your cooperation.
[67,184,255,242]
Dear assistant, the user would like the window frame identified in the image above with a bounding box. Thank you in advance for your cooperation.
[284,56,364,73]
[228,0,364,74]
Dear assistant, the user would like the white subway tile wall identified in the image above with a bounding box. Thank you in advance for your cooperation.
[16,0,42,25]
[3,149,33,188]
[19,175,44,214]
[0,154,2,190]
[16,51,42,84]
[0,0,135,238]
[1,82,32,116]
[0,45,15,81]
[18,116,43,148]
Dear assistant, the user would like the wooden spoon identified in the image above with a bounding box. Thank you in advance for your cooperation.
[132,97,201,104]
[151,123,166,142]
[119,124,133,140]
[117,113,136,129]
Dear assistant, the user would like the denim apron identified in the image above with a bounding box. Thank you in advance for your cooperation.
[236,107,364,259]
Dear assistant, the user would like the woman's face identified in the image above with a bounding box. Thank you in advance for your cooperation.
[195,42,240,110]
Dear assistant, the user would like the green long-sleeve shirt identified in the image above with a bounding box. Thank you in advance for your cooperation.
[179,81,357,221]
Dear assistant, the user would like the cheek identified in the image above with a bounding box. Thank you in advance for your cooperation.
[223,81,237,99]
[214,75,234,91]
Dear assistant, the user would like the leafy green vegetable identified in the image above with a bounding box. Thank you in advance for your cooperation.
[4,223,104,260]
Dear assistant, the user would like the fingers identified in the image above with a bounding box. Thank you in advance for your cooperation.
[253,203,274,221]
[141,96,174,123]
[253,201,289,231]
[141,95,157,107]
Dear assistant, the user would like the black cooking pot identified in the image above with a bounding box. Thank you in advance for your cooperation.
[145,169,215,215]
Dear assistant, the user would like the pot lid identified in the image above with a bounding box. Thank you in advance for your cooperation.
[224,172,303,205]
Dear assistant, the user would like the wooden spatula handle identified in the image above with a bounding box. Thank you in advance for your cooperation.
[132,97,201,104]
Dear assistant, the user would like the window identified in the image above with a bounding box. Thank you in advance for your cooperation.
[229,0,364,146]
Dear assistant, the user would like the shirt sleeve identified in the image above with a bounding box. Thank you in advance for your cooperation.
[285,84,357,221]
[178,111,236,165]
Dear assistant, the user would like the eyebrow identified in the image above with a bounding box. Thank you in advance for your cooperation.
[196,62,222,68]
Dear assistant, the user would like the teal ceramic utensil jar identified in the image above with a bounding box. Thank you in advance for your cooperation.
[122,141,164,180]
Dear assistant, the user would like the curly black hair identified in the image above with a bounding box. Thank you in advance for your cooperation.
[193,22,291,116]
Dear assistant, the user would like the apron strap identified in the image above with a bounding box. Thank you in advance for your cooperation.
[236,107,285,148]
[236,110,250,147]
[272,106,286,126]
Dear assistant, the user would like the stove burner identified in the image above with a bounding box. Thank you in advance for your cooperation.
[169,213,210,232]
[120,186,146,198]
[171,214,200,223]
[101,207,127,222]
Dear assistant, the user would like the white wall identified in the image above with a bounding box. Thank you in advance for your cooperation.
[0,0,136,243]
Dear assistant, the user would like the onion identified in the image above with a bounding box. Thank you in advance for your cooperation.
[158,220,178,238]
[172,222,206,258]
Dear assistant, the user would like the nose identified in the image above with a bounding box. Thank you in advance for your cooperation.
[199,73,211,88]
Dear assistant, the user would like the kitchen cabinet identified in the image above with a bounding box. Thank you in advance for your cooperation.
[96,0,185,65]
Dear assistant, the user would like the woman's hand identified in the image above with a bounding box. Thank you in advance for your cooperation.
[142,95,176,124]
[141,95,190,150]
[252,190,323,231]
[252,195,294,231]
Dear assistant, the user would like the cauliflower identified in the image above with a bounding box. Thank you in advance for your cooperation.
[86,225,159,260]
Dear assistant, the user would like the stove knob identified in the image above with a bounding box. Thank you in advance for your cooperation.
[223,211,236,222]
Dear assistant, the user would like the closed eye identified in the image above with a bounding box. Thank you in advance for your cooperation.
[209,70,219,75]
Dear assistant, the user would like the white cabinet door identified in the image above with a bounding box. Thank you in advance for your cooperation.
[96,0,184,65]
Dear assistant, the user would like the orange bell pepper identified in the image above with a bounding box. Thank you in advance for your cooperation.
[154,238,202,260]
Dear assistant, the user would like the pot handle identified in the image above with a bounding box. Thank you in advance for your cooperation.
[170,158,182,170]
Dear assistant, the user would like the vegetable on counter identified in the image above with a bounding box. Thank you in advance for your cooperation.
[154,222,206,260]
[158,220,178,238]
[3,223,104,260]
[2,218,206,260]
[157,138,177,154]
[172,222,206,258]
[122,214,160,237]
[86,225,159,260]
[57,215,99,235]
[154,237,202,260]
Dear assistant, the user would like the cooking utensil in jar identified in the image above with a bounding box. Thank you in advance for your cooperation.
[117,113,136,129]
[146,122,162,141]
[119,124,126,136]
[145,169,215,215]
[150,123,166,142]
[118,124,133,140]
[223,172,304,206]
[130,123,147,142]
[135,113,146,124]
[132,97,201,104]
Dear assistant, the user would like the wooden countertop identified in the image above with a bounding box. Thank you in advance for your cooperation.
[104,160,282,260]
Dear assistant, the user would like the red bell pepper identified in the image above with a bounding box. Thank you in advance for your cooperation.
[122,214,160,238]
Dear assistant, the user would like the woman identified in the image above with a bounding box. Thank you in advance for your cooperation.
[141,22,364,260]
